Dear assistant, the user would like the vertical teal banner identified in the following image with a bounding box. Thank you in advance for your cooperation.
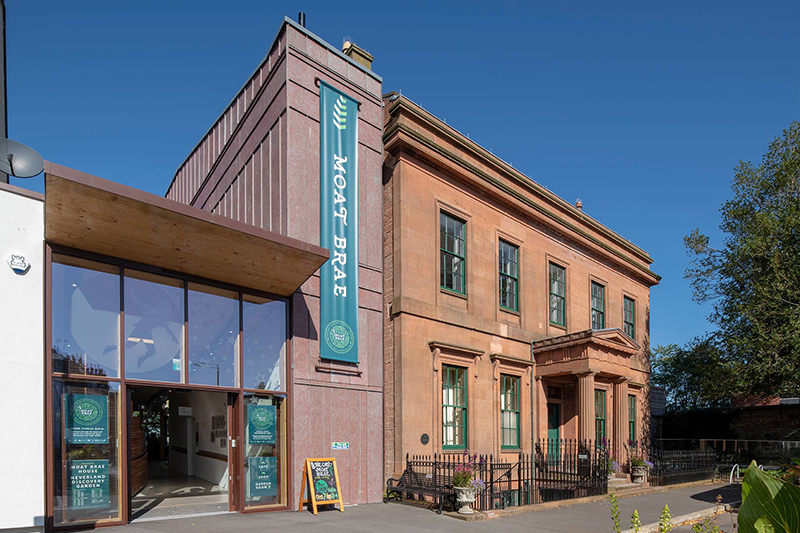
[68,460,110,510]
[248,457,277,498]
[66,394,108,444]
[319,81,359,363]
[247,404,276,445]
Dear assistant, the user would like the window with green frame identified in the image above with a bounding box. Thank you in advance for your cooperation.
[440,213,466,294]
[594,389,606,444]
[500,374,520,448]
[628,394,636,444]
[623,296,635,339]
[499,240,519,311]
[442,365,467,449]
[591,282,605,330]
[549,263,566,326]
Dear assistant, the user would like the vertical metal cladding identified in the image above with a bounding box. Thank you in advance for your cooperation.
[319,81,359,363]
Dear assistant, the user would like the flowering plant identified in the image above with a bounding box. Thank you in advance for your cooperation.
[629,449,653,469]
[453,451,485,488]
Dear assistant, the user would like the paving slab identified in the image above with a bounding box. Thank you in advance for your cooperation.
[116,482,741,533]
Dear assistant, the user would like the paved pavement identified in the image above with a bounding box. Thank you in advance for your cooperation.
[123,482,741,533]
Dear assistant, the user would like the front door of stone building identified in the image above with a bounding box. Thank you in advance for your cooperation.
[546,403,560,463]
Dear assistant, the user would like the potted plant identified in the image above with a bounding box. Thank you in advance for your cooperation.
[629,449,653,483]
[607,455,621,480]
[452,452,485,514]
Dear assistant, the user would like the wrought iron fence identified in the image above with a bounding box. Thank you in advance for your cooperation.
[649,448,717,486]
[400,439,608,512]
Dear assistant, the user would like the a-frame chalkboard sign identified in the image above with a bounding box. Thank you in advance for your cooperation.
[298,458,344,514]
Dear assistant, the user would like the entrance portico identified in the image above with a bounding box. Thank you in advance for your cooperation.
[533,328,647,461]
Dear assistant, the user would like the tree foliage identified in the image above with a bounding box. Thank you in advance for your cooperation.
[651,338,735,410]
[685,121,800,398]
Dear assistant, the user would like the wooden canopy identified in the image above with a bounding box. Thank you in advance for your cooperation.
[44,162,328,296]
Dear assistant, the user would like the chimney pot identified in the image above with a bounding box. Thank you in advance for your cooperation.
[575,199,583,211]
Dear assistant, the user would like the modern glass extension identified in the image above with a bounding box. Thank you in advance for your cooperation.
[48,252,290,529]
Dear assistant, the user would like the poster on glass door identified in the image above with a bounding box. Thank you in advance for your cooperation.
[248,404,276,445]
[66,394,109,444]
[248,456,277,497]
[68,460,109,510]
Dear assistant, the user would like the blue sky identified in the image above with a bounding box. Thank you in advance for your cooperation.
[6,1,799,349]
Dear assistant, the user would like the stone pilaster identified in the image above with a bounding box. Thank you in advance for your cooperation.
[613,377,630,459]
[576,371,597,442]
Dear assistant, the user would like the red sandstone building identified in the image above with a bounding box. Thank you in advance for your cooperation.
[382,94,660,477]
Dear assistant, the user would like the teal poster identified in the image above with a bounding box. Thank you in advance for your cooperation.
[68,460,109,510]
[247,404,276,445]
[319,81,359,363]
[248,457,277,498]
[66,394,108,444]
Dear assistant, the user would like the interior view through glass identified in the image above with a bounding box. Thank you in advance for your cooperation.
[130,386,230,521]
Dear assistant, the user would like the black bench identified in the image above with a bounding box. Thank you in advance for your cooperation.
[384,468,453,514]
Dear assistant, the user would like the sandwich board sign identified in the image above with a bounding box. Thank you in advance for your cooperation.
[297,458,343,514]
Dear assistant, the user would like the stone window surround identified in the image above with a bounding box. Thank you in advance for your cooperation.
[429,341,483,454]
[436,200,472,302]
[621,289,637,342]
[546,253,570,335]
[496,229,524,319]
[491,354,533,453]
[589,274,609,330]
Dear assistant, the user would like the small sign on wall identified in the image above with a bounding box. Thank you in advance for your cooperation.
[331,442,349,450]
[178,406,192,417]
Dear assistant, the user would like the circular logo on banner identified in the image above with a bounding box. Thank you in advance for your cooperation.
[250,407,274,430]
[315,479,329,493]
[73,397,103,427]
[325,320,354,354]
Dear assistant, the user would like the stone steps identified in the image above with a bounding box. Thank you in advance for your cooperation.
[609,476,648,493]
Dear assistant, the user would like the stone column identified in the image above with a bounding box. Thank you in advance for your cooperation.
[576,371,597,442]
[613,378,630,460]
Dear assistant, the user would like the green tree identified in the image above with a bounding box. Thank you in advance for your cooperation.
[685,121,800,398]
[651,337,734,410]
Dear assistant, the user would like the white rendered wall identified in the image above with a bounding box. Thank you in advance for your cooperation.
[0,187,44,532]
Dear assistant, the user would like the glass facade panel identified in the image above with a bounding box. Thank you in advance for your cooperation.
[591,282,605,330]
[244,395,286,509]
[500,374,520,448]
[440,213,466,294]
[188,283,239,387]
[594,389,606,445]
[549,263,566,326]
[124,270,184,383]
[52,255,120,377]
[499,240,519,311]
[52,379,122,526]
[243,295,287,391]
[442,365,467,449]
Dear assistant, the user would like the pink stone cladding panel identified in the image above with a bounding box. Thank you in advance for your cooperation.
[166,19,383,505]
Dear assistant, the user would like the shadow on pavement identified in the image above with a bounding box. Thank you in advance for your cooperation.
[689,484,741,505]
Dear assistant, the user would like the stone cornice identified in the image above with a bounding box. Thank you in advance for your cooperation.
[531,328,640,356]
[384,96,660,285]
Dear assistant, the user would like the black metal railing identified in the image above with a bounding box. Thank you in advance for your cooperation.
[649,448,716,486]
[401,439,608,512]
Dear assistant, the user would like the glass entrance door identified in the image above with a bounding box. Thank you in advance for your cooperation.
[227,393,240,511]
[242,395,286,510]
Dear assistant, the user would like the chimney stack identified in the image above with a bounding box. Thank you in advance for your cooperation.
[575,199,583,211]
[298,12,306,28]
[342,40,374,70]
